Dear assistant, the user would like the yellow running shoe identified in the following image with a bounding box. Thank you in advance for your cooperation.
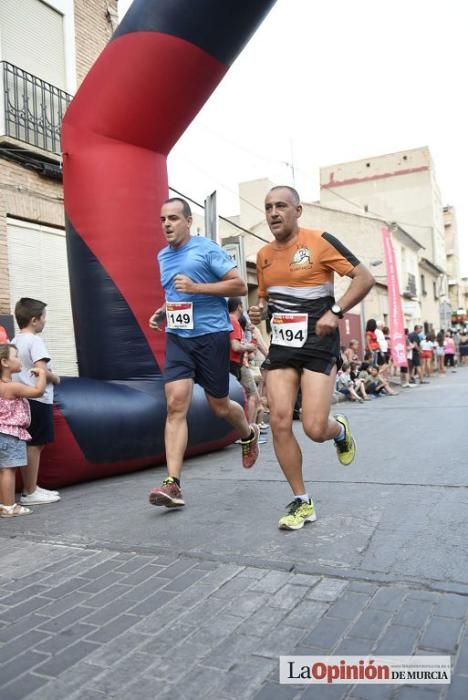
[278,498,317,530]
[334,414,356,466]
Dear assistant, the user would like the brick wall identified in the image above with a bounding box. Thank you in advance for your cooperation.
[0,161,64,312]
[74,0,118,86]
[0,0,118,312]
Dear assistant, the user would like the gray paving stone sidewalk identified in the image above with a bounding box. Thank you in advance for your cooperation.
[1,371,468,698]
[0,539,467,700]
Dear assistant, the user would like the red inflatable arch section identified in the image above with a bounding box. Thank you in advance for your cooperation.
[38,0,276,487]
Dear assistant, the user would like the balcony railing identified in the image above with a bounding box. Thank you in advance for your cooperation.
[1,61,72,155]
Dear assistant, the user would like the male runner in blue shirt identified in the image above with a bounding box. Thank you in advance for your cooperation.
[148,197,260,508]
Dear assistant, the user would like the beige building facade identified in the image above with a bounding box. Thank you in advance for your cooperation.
[319,146,447,273]
[0,0,117,374]
[219,179,432,338]
[443,205,465,321]
[318,146,462,331]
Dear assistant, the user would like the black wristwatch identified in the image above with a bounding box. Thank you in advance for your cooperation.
[331,303,344,319]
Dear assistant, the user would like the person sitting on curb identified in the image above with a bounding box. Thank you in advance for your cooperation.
[367,365,398,396]
[336,363,364,403]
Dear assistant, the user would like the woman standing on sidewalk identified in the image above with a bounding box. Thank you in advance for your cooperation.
[444,331,457,373]
[420,332,435,378]
[459,331,468,366]
[365,319,380,366]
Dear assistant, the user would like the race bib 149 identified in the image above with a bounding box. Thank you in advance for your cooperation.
[166,301,194,330]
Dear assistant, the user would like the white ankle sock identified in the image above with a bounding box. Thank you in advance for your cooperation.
[296,494,310,503]
[335,424,345,441]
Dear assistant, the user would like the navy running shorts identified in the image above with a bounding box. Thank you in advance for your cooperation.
[164,331,230,398]
[28,401,55,446]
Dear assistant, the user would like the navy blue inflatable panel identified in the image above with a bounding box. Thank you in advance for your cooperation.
[66,216,161,381]
[54,376,245,464]
[114,0,275,65]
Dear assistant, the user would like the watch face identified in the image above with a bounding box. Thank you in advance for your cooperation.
[332,305,343,317]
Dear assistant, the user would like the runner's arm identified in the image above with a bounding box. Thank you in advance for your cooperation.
[173,269,246,296]
[335,263,375,314]
[316,263,374,336]
[149,304,166,330]
[248,298,268,325]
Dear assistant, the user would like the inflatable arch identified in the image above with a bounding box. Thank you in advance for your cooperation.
[40,0,276,487]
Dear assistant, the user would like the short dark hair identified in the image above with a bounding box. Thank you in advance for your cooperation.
[366,319,377,332]
[228,297,242,313]
[14,297,47,329]
[267,186,301,205]
[163,197,192,218]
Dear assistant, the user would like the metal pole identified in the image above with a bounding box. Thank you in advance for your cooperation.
[360,299,366,358]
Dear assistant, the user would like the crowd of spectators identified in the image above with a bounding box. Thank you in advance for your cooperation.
[335,319,468,404]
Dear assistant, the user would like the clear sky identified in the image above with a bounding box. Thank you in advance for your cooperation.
[118,0,468,275]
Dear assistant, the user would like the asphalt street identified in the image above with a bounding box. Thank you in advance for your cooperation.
[1,367,467,699]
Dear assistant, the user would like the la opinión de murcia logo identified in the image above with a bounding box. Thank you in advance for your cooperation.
[279,656,451,685]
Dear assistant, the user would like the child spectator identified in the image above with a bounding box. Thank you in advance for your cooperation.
[336,362,364,402]
[367,365,398,396]
[344,339,360,364]
[0,344,46,517]
[12,298,61,505]
[350,361,371,400]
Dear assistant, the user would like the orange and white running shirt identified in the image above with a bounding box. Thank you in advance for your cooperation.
[257,228,359,318]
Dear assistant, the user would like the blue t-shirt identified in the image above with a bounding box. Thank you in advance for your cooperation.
[158,236,235,337]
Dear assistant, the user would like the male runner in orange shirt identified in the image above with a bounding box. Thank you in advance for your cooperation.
[249,186,374,530]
